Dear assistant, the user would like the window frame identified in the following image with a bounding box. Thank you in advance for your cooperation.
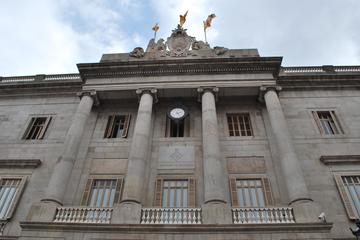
[226,112,254,137]
[0,176,27,220]
[80,175,124,208]
[165,115,190,138]
[334,172,360,220]
[103,114,131,139]
[311,110,344,135]
[229,175,273,208]
[22,115,53,140]
[154,176,195,208]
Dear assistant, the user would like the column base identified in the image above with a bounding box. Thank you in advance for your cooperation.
[111,201,142,224]
[290,199,322,223]
[202,202,232,224]
[26,201,59,222]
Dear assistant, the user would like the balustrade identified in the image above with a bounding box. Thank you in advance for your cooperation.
[141,208,202,224]
[54,207,112,223]
[232,207,295,224]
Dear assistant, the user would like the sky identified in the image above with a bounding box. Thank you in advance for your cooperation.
[1,0,360,76]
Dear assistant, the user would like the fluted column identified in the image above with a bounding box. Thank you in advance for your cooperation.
[261,86,320,222]
[43,91,97,204]
[113,89,156,224]
[198,87,231,224]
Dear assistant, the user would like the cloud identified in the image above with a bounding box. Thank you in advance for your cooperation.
[0,0,359,76]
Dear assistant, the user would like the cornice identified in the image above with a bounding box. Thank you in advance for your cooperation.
[320,155,360,165]
[20,221,333,233]
[77,57,283,79]
[0,159,41,168]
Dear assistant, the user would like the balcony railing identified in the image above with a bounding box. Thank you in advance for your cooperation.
[141,208,202,224]
[54,207,112,224]
[232,207,295,224]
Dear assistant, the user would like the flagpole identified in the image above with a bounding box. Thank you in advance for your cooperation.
[204,28,207,43]
[154,31,157,42]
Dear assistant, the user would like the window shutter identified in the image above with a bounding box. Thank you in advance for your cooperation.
[262,177,274,206]
[165,117,171,137]
[184,116,190,137]
[334,174,357,219]
[154,178,163,207]
[330,111,343,134]
[312,111,323,134]
[188,177,195,207]
[80,178,93,206]
[104,115,115,138]
[5,177,27,219]
[229,177,238,207]
[38,117,52,139]
[121,114,131,138]
[113,178,124,204]
[23,117,36,139]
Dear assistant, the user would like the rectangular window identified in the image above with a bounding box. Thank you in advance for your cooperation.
[229,177,273,207]
[335,174,360,219]
[0,177,27,220]
[81,178,123,207]
[227,113,253,137]
[104,114,131,138]
[165,116,190,137]
[23,116,52,140]
[154,177,195,208]
[312,111,343,135]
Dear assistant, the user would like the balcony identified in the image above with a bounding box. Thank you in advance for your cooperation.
[140,208,202,224]
[232,207,295,224]
[54,207,112,223]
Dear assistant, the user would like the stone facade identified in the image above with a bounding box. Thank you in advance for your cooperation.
[0,28,359,239]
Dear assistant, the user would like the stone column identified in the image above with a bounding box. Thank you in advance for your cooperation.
[113,89,156,224]
[27,91,97,221]
[261,86,320,222]
[43,91,97,204]
[198,87,231,224]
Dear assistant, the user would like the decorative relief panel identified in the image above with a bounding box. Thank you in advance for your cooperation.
[227,156,266,174]
[158,146,195,169]
[91,158,128,174]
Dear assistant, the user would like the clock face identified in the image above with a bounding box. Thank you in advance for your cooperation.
[170,108,185,119]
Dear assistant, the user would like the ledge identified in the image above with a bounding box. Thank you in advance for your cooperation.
[20,222,333,234]
[0,159,41,168]
[320,155,360,165]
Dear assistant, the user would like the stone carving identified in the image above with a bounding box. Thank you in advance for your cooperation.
[129,47,145,58]
[146,38,167,52]
[214,46,228,55]
[191,41,210,50]
[166,25,195,57]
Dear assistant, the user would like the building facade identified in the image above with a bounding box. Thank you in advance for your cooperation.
[0,27,359,240]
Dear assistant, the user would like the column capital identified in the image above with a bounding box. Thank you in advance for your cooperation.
[258,85,282,102]
[136,88,158,103]
[197,87,219,102]
[77,90,100,106]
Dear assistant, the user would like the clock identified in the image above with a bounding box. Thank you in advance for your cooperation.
[168,106,188,120]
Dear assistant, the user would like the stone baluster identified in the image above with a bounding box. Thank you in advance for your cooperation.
[260,86,320,222]
[197,87,232,224]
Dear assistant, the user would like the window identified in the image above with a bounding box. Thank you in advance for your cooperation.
[104,114,131,138]
[227,113,253,136]
[312,111,343,135]
[81,178,123,207]
[154,177,195,208]
[165,116,190,137]
[335,174,360,219]
[23,116,52,140]
[229,177,273,207]
[0,177,27,220]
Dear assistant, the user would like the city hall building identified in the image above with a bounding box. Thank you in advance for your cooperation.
[0,26,359,240]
